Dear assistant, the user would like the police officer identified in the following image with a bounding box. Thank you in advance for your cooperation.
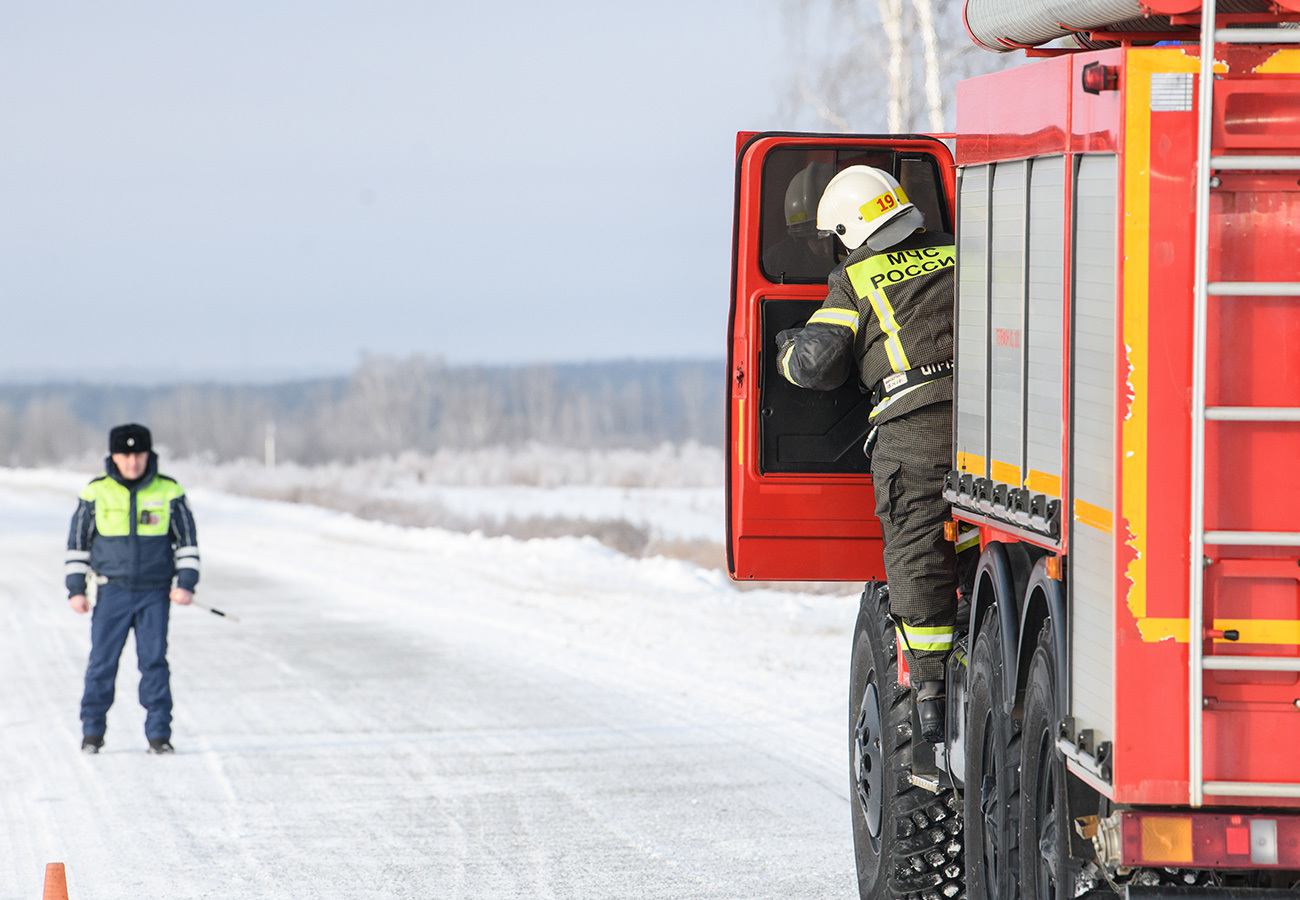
[65,423,200,754]
[776,165,956,742]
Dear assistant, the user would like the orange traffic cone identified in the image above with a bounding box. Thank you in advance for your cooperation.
[43,863,69,900]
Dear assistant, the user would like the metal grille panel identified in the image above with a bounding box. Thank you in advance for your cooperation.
[1027,156,1066,496]
[1069,153,1118,742]
[956,165,990,475]
[1071,522,1115,739]
[989,161,1027,485]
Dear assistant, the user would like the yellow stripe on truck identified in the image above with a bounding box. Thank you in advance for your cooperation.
[1134,618,1300,645]
[957,452,985,476]
[1025,469,1061,497]
[990,460,1021,486]
[1074,499,1113,535]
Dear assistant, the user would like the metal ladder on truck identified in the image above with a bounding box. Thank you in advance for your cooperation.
[1187,1,1300,807]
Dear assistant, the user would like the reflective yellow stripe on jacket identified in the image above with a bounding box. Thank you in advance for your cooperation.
[868,378,951,421]
[807,307,860,335]
[780,345,797,385]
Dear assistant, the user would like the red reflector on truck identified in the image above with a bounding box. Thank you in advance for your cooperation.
[1081,62,1118,95]
[1120,811,1300,869]
[896,635,911,688]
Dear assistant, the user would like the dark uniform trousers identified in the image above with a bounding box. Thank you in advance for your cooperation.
[81,582,173,740]
[871,400,957,682]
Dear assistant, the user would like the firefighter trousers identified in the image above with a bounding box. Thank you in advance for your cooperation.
[870,400,958,682]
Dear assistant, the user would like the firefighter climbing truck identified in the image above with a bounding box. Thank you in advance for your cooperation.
[727,2,1300,897]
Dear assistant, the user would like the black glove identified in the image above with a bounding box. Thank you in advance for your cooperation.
[775,328,801,350]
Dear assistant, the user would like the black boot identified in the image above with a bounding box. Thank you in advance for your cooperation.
[916,680,946,744]
[81,735,104,754]
[147,738,174,755]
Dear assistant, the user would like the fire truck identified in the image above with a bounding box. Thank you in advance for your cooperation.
[726,2,1300,898]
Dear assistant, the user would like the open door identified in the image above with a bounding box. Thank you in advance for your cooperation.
[726,133,956,581]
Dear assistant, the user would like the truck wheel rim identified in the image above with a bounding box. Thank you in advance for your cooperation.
[1035,728,1060,900]
[855,678,884,842]
[979,712,1003,893]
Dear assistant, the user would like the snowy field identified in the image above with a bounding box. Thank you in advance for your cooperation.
[0,457,863,899]
[168,444,727,559]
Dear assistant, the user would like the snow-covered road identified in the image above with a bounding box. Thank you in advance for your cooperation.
[0,469,860,899]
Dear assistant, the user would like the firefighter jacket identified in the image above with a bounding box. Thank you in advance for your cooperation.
[65,453,200,596]
[776,229,955,424]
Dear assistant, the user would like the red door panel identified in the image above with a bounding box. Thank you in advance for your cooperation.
[727,133,957,582]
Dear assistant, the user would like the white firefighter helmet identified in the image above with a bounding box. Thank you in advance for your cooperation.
[783,161,836,239]
[816,165,924,251]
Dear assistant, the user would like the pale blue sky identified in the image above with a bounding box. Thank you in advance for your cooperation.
[0,1,789,381]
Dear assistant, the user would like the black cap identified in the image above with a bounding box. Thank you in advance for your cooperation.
[109,423,152,455]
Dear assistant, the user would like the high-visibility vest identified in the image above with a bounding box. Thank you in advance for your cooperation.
[68,466,197,591]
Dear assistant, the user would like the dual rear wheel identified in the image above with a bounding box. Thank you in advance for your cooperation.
[850,582,964,900]
[1019,622,1079,900]
[964,614,1082,900]
[851,582,1081,900]
[964,610,1019,900]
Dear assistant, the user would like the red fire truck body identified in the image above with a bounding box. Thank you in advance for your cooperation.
[952,44,1300,810]
[728,11,1300,894]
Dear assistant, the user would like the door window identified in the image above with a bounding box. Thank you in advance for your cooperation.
[760,148,953,285]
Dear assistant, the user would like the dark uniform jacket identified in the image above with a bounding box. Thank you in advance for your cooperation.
[776,228,956,423]
[65,453,200,596]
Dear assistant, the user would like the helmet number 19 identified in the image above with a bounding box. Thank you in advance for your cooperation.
[859,188,907,224]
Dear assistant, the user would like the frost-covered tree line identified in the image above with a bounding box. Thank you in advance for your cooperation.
[780,0,1020,133]
[0,356,724,467]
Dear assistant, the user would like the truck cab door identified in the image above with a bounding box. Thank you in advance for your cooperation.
[727,133,956,582]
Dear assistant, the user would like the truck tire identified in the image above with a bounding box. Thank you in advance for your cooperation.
[964,608,1019,900]
[850,582,964,900]
[1019,621,1078,900]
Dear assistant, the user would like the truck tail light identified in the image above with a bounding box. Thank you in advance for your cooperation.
[1140,816,1193,864]
[1118,811,1300,868]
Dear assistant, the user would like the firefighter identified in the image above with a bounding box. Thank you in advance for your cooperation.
[762,160,839,282]
[776,165,956,742]
[65,423,200,755]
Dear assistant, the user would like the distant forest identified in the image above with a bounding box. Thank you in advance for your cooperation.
[0,356,725,465]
